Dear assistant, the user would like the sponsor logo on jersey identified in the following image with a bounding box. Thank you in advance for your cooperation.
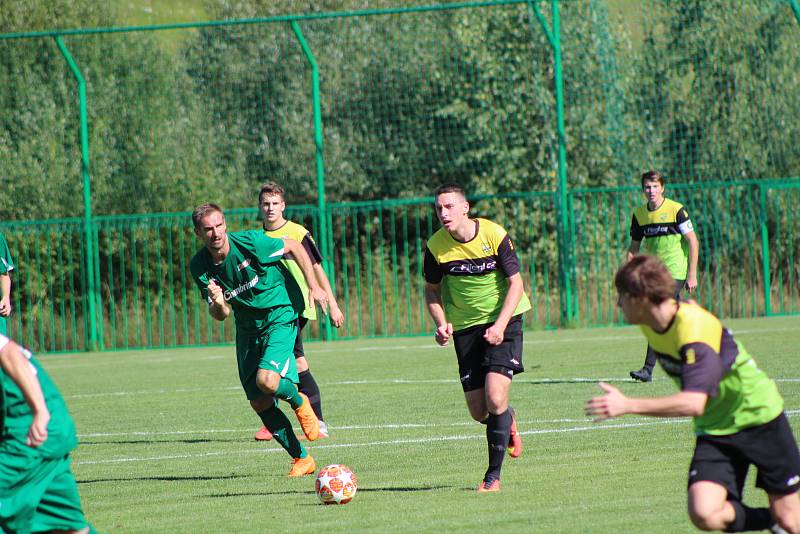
[224,275,259,300]
[449,260,496,274]
[481,243,493,254]
[643,225,671,236]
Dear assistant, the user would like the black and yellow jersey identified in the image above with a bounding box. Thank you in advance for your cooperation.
[424,218,531,331]
[630,198,693,279]
[641,301,783,435]
[265,220,323,321]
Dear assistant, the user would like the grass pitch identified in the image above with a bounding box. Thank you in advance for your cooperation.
[41,316,800,533]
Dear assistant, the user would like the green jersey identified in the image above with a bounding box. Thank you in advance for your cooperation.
[265,220,324,321]
[630,198,693,279]
[0,335,77,458]
[424,218,531,331]
[641,301,783,436]
[190,230,304,334]
[0,233,13,278]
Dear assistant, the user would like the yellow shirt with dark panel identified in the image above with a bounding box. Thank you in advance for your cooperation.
[641,301,783,436]
[265,220,323,321]
[424,218,532,332]
[630,198,693,279]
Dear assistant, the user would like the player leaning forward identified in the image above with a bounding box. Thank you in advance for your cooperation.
[424,184,529,493]
[586,255,800,533]
[190,203,328,477]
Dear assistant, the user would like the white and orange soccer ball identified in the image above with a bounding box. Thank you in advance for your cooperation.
[315,464,358,505]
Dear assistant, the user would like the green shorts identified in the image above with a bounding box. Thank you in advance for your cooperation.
[0,450,90,533]
[236,319,299,400]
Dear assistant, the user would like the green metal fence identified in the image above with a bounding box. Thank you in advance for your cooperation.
[2,180,799,352]
[1,1,799,352]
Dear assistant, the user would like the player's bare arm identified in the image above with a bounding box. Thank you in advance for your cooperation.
[0,340,50,447]
[424,282,453,346]
[626,240,641,262]
[684,230,699,292]
[312,262,344,328]
[207,279,230,321]
[483,273,524,346]
[585,381,707,421]
[0,273,11,317]
[282,238,328,312]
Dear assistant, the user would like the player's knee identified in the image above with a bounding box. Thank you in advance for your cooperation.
[485,393,508,415]
[687,504,725,532]
[469,409,488,422]
[295,356,309,372]
[687,510,718,531]
[255,370,279,394]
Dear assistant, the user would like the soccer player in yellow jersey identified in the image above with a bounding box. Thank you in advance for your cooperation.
[627,170,699,382]
[424,184,530,493]
[252,182,344,442]
[586,255,800,533]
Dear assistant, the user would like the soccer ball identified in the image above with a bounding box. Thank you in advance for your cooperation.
[315,464,358,505]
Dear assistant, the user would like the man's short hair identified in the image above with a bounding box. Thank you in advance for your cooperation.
[615,255,677,304]
[259,182,285,201]
[192,203,223,229]
[640,170,665,187]
[433,183,466,199]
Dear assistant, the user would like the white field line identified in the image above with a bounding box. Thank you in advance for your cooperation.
[312,326,800,354]
[73,410,800,466]
[40,325,800,366]
[62,376,800,400]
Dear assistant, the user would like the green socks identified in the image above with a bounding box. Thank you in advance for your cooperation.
[274,377,303,409]
[258,405,306,459]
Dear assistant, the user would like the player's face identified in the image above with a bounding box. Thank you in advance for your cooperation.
[259,194,285,225]
[434,192,469,232]
[642,179,664,206]
[195,211,228,252]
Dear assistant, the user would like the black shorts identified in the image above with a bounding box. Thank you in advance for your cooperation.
[688,412,800,498]
[452,315,524,392]
[293,317,308,359]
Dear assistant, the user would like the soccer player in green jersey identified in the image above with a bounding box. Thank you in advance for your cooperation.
[424,184,531,493]
[252,182,344,442]
[586,255,800,533]
[627,170,700,382]
[0,232,15,335]
[190,203,328,477]
[0,334,97,534]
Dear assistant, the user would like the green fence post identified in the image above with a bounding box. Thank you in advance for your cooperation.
[54,36,100,351]
[759,184,772,316]
[528,0,572,325]
[551,0,573,324]
[291,20,332,341]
